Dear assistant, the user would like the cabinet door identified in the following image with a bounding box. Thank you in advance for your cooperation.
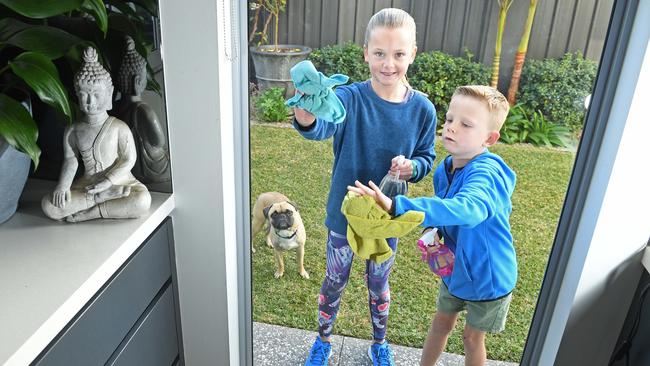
[107,283,179,366]
[34,220,173,366]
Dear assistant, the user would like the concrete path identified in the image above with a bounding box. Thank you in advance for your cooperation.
[253,322,519,366]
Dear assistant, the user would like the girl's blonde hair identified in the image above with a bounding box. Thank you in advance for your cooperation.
[364,8,417,88]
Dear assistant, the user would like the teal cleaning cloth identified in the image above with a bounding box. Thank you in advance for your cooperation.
[285,60,349,124]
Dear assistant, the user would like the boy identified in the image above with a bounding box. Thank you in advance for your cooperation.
[348,85,517,366]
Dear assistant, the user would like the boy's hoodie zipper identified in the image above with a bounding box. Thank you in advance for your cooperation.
[440,156,458,242]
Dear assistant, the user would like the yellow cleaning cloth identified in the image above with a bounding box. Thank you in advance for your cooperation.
[341,192,424,263]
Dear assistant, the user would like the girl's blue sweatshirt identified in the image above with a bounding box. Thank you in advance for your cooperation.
[293,80,437,235]
[394,152,518,301]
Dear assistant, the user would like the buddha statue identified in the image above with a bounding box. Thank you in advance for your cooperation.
[41,47,151,222]
[113,36,170,184]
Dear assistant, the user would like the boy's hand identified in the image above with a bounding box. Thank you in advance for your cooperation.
[422,227,440,254]
[294,107,316,127]
[422,227,442,253]
[389,155,413,180]
[347,180,393,214]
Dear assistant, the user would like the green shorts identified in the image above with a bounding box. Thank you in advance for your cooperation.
[436,284,512,333]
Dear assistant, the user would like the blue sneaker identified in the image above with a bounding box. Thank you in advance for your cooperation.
[368,341,395,366]
[304,336,332,366]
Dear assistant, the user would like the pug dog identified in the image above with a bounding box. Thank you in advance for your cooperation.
[251,192,309,279]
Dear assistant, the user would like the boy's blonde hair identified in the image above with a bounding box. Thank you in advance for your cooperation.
[364,8,417,88]
[453,85,510,131]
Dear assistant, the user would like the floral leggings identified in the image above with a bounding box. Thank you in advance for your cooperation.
[318,231,398,341]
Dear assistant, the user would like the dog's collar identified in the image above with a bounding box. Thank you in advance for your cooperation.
[275,229,297,240]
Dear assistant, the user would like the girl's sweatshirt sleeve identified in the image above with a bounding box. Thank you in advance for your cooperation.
[292,86,349,140]
[410,107,437,182]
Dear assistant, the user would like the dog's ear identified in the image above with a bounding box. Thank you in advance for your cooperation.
[263,205,273,218]
[286,200,299,212]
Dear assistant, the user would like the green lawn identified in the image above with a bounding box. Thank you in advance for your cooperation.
[251,123,575,362]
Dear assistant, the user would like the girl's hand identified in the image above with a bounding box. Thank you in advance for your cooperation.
[347,180,393,213]
[389,155,413,180]
[294,107,316,127]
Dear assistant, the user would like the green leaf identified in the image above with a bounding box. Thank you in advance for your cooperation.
[108,13,149,57]
[506,115,524,124]
[128,0,157,16]
[9,52,73,123]
[0,17,30,40]
[105,0,157,17]
[0,0,84,18]
[146,63,162,97]
[0,93,40,168]
[104,0,139,19]
[82,0,109,37]
[146,75,162,97]
[528,133,541,146]
[549,135,563,147]
[0,19,85,59]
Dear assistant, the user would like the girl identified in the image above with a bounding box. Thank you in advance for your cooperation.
[294,8,437,366]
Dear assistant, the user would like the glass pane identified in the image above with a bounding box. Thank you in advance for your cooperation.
[247,1,615,364]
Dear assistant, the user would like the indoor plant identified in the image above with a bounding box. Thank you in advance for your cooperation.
[0,0,159,223]
[248,0,310,98]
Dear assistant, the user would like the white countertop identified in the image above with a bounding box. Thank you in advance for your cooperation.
[0,180,174,366]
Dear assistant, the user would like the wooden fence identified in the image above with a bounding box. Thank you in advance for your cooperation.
[253,0,614,89]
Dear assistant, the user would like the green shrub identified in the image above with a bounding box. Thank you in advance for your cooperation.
[408,50,490,123]
[308,42,370,83]
[517,52,598,131]
[255,87,289,122]
[500,104,573,148]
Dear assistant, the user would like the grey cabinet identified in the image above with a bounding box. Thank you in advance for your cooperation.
[32,218,181,366]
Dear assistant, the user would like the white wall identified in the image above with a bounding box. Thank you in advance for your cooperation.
[553,1,650,364]
[158,0,240,365]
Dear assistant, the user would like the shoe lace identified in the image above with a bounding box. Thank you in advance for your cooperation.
[309,341,329,364]
[375,345,393,366]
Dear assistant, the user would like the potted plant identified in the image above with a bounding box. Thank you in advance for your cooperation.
[0,0,159,223]
[0,90,34,224]
[249,0,311,98]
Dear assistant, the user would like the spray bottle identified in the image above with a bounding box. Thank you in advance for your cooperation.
[416,228,455,277]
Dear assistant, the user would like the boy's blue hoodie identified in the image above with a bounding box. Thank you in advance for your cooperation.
[393,152,517,301]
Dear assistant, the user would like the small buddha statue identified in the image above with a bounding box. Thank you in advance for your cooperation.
[41,47,151,222]
[113,36,170,184]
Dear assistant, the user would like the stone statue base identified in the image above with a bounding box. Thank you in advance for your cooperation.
[42,183,150,222]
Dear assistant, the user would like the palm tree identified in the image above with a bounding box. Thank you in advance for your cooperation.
[507,0,539,105]
[491,0,515,88]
